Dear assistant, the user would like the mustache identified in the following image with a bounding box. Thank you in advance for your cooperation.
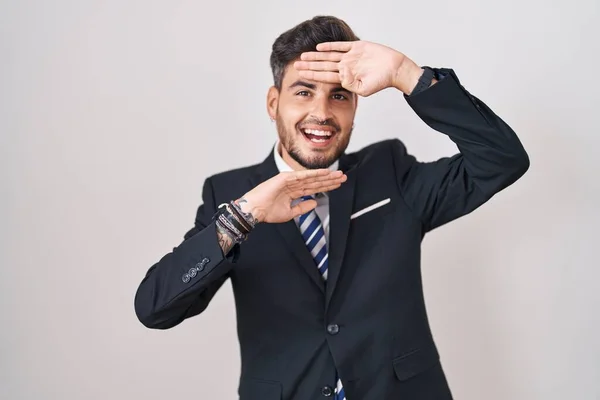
[298,118,340,131]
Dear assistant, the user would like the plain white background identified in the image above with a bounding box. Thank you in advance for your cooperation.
[1,0,599,399]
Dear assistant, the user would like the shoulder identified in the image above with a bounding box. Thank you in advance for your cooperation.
[201,152,277,204]
[209,163,259,182]
[205,162,261,194]
[341,139,417,185]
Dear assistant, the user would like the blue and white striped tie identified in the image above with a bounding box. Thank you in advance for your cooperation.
[298,198,329,280]
[298,196,346,400]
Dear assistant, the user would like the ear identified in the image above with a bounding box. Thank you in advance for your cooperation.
[266,86,279,120]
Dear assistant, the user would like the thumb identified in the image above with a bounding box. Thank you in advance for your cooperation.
[290,198,317,218]
[343,74,362,95]
[339,65,361,92]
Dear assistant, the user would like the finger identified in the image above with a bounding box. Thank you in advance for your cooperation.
[300,51,344,62]
[288,176,347,198]
[284,169,331,183]
[287,173,347,188]
[297,70,341,84]
[290,199,317,218]
[290,181,344,199]
[288,178,343,194]
[285,169,342,181]
[316,42,354,52]
[287,169,343,182]
[288,181,344,198]
[286,171,345,187]
[294,61,339,72]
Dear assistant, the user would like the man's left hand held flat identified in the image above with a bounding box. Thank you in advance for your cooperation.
[294,40,429,96]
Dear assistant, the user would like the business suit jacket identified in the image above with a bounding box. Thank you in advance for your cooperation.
[134,69,529,400]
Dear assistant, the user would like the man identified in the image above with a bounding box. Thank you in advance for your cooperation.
[134,15,529,400]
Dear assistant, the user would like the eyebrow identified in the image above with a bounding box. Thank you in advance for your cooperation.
[331,86,353,96]
[289,80,316,90]
[288,80,353,96]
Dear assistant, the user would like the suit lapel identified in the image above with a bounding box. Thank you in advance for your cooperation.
[250,151,325,293]
[274,220,326,292]
[325,153,358,308]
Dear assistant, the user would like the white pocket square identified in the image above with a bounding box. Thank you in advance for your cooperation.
[350,198,391,220]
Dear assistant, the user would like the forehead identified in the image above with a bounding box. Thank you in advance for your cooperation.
[281,63,338,90]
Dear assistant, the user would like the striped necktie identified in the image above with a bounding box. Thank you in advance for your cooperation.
[298,196,329,280]
[298,196,346,400]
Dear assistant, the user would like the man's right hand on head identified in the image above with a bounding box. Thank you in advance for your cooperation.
[236,169,347,224]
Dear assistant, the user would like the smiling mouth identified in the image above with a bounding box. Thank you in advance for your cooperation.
[301,128,336,145]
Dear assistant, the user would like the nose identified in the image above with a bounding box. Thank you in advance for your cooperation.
[310,94,334,122]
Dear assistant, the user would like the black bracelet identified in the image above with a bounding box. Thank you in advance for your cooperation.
[214,203,247,232]
[224,205,251,236]
[217,214,245,242]
[226,203,253,233]
[230,200,257,229]
[213,204,249,243]
[215,217,237,243]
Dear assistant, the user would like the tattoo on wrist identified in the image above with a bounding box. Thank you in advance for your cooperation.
[216,221,235,255]
[226,203,252,233]
[217,214,244,241]
[234,198,259,226]
[213,198,258,255]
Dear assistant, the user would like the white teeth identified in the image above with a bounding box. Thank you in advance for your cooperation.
[303,129,332,137]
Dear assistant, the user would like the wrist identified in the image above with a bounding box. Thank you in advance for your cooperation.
[234,198,263,224]
[393,59,424,95]
[214,202,252,245]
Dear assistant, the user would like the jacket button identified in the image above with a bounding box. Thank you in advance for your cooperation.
[195,262,205,272]
[321,385,333,397]
[327,324,339,335]
[182,274,191,283]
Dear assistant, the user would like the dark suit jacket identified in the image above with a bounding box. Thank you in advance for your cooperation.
[134,69,529,400]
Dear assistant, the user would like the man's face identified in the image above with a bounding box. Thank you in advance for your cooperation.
[267,62,358,170]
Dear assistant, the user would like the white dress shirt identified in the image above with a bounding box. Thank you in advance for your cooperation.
[272,141,339,246]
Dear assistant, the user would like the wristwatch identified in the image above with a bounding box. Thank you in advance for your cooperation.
[411,67,435,95]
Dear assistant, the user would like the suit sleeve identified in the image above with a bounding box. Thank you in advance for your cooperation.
[392,68,530,232]
[134,177,238,329]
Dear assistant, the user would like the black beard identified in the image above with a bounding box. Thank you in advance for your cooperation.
[288,146,336,169]
[276,116,352,169]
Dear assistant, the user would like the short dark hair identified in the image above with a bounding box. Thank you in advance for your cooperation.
[270,16,359,90]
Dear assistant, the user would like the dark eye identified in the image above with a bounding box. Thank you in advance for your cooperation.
[332,93,347,100]
[296,91,310,96]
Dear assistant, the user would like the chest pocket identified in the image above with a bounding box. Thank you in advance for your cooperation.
[351,197,396,222]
